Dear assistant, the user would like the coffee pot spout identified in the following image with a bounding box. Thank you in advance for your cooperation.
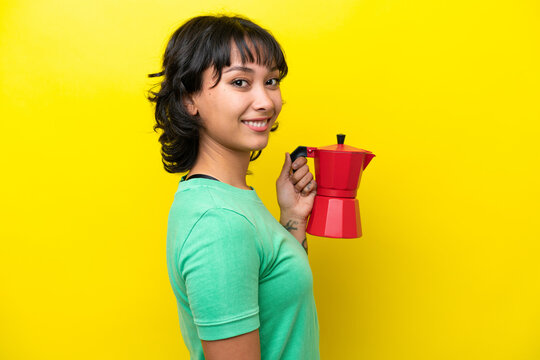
[363,153,375,170]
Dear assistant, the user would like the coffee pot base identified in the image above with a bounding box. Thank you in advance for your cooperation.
[306,195,362,239]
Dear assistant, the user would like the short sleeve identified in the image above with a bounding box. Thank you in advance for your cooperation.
[178,208,261,340]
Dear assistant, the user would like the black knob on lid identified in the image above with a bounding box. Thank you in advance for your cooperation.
[337,134,346,144]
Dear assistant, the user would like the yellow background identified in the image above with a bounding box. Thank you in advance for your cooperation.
[1,0,539,359]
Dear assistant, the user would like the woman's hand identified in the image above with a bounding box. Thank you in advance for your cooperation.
[276,152,317,222]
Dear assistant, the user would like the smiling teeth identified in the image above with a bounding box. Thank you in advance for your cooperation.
[244,120,267,127]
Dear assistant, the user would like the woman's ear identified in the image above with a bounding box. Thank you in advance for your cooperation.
[182,95,199,116]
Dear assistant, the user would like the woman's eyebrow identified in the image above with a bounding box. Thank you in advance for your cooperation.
[223,65,279,74]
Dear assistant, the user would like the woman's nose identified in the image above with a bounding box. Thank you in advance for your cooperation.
[251,85,275,111]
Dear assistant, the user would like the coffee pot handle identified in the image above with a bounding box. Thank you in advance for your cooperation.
[289,146,308,173]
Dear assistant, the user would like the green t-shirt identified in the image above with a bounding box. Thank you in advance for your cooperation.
[166,176,320,359]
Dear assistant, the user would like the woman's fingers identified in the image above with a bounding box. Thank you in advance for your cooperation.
[289,158,316,195]
[302,179,317,196]
[289,162,308,184]
[291,156,307,172]
[295,172,315,194]
[294,169,314,194]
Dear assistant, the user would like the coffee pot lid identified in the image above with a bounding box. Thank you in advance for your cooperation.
[318,134,374,153]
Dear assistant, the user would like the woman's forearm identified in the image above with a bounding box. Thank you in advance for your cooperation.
[279,213,308,254]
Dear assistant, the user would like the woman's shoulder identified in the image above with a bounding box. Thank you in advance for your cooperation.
[168,183,217,224]
[171,180,231,211]
[173,178,261,209]
[170,181,256,224]
[174,180,216,203]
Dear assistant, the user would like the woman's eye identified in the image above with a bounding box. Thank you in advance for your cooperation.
[232,79,248,87]
[231,78,280,88]
[267,78,281,86]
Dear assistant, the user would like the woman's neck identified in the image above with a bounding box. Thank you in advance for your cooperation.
[189,138,252,190]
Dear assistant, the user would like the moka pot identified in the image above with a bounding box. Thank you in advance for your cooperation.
[290,134,375,238]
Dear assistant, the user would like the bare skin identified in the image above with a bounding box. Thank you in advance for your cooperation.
[201,329,261,360]
[277,153,316,254]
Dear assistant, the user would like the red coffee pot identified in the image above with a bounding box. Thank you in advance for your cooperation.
[290,134,375,238]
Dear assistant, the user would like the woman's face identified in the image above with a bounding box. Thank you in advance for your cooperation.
[185,42,283,155]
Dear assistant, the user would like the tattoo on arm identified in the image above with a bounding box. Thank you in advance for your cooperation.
[283,220,298,231]
[282,220,307,254]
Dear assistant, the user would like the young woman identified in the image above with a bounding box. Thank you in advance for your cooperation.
[147,14,319,359]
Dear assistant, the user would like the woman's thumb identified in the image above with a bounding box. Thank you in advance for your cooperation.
[279,152,292,178]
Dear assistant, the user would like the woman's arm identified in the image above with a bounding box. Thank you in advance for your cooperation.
[201,329,261,360]
[280,213,308,254]
[181,209,262,359]
[276,152,316,255]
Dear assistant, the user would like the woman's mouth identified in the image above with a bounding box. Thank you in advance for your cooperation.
[241,119,270,132]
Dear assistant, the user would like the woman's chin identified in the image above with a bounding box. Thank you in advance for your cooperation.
[248,139,269,152]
